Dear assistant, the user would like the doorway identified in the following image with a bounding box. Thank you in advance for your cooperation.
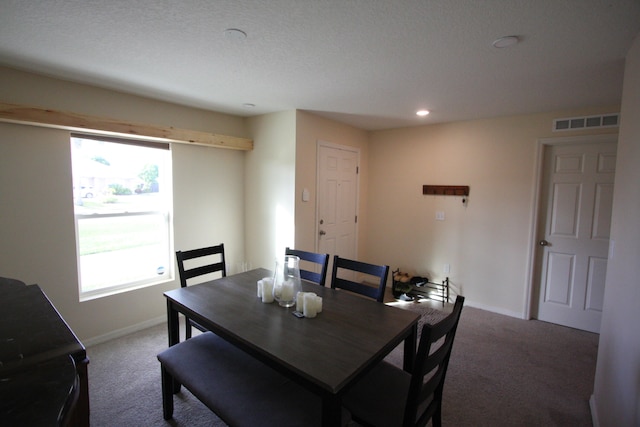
[531,135,617,333]
[316,141,359,270]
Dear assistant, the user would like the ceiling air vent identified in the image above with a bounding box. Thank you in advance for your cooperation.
[553,113,619,132]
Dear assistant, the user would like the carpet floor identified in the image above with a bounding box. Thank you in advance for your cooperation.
[87,300,598,426]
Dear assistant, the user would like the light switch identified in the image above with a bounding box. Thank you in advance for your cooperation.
[302,188,310,202]
[435,211,445,221]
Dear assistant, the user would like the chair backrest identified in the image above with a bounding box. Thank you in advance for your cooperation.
[176,244,226,288]
[330,255,389,302]
[285,247,330,287]
[404,295,465,427]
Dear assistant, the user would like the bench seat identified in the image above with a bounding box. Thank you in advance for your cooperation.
[157,332,349,426]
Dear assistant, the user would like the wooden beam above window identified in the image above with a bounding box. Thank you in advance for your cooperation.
[0,102,253,151]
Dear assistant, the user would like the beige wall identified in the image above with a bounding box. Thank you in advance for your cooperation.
[0,67,247,343]
[0,66,248,138]
[592,33,640,427]
[245,111,297,270]
[294,111,370,259]
[366,107,619,316]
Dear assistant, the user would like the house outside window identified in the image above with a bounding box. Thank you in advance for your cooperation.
[71,134,173,300]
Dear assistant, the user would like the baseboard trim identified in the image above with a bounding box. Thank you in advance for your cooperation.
[463,299,523,319]
[83,315,167,347]
[589,394,600,427]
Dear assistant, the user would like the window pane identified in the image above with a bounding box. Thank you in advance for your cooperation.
[71,137,169,214]
[71,136,172,297]
[77,214,171,292]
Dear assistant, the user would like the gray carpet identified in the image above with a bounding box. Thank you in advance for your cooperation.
[87,301,598,426]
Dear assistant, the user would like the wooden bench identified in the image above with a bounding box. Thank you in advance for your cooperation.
[157,332,350,426]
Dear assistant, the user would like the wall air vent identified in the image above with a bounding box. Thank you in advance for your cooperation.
[553,113,619,132]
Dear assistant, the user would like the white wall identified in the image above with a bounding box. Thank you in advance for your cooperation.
[294,111,370,258]
[591,32,640,427]
[366,107,619,317]
[0,67,247,342]
[245,111,297,271]
[172,143,245,275]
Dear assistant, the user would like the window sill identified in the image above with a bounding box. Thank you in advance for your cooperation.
[79,276,174,302]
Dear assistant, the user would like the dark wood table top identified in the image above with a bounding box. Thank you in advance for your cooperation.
[164,268,420,395]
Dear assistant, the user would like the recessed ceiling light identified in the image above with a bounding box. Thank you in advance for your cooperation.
[492,36,519,48]
[224,28,247,41]
[416,110,430,117]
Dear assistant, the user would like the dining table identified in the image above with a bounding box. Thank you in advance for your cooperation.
[163,268,420,427]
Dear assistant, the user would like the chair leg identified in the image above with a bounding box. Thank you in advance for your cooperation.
[185,317,192,340]
[161,366,174,420]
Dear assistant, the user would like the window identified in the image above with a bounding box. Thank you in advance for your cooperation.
[71,134,173,299]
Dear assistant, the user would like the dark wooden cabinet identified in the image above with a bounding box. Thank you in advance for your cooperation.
[0,281,89,426]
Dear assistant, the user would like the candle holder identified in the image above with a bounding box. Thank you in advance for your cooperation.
[273,255,301,308]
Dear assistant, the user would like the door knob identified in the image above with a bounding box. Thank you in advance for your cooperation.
[319,230,326,236]
[538,240,549,246]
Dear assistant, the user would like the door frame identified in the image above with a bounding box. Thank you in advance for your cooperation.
[315,139,361,260]
[524,133,618,320]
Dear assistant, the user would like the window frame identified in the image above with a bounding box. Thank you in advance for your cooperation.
[71,133,174,301]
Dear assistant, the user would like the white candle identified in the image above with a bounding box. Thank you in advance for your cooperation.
[303,292,318,318]
[315,296,323,313]
[272,281,282,299]
[261,278,274,303]
[257,280,263,298]
[281,279,294,301]
[296,292,307,312]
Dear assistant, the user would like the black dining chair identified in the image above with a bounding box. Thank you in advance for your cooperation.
[342,295,465,427]
[285,247,330,287]
[175,244,226,339]
[330,255,389,302]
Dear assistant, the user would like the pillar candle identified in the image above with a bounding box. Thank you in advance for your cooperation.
[303,292,318,318]
[296,292,307,312]
[257,280,263,298]
[281,279,294,301]
[261,278,274,303]
[315,296,323,313]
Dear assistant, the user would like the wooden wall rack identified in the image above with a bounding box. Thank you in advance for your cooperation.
[422,185,469,196]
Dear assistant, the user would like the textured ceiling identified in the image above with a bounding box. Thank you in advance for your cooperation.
[1,1,639,130]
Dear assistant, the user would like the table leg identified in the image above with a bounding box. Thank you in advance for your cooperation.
[321,393,341,427]
[167,299,179,347]
[403,323,417,372]
[166,299,181,393]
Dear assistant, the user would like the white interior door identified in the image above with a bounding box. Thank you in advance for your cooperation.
[316,142,359,269]
[535,139,616,333]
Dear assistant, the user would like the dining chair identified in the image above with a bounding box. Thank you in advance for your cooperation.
[342,295,465,427]
[175,244,226,339]
[285,247,330,287]
[330,255,389,302]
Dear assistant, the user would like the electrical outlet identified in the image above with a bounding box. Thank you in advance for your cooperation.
[435,211,445,221]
